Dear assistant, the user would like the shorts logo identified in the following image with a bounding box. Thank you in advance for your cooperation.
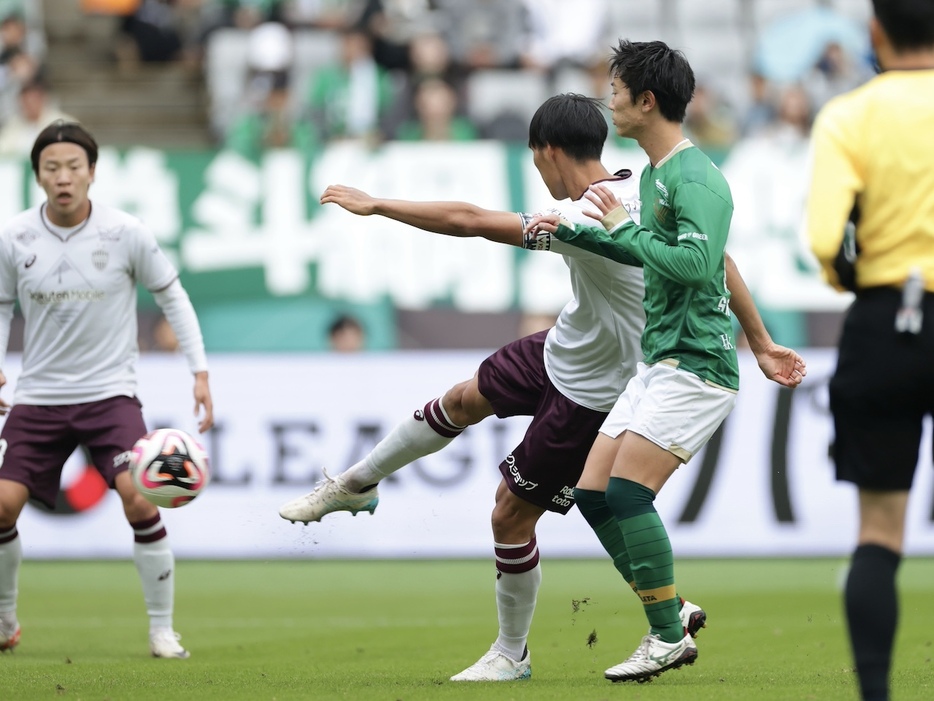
[113,450,133,468]
[413,410,425,421]
[25,254,36,268]
[0,438,7,467]
[552,485,574,507]
[505,453,538,491]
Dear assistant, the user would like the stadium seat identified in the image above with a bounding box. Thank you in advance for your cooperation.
[751,0,819,30]
[829,0,872,26]
[552,66,596,98]
[204,28,251,137]
[680,29,750,81]
[465,70,550,133]
[605,0,665,42]
[672,0,742,28]
[290,30,342,99]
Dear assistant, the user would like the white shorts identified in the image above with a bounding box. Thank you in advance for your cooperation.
[599,360,737,463]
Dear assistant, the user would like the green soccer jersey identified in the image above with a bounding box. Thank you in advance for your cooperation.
[555,144,740,390]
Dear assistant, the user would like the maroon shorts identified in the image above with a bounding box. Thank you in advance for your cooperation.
[478,331,609,514]
[0,395,147,509]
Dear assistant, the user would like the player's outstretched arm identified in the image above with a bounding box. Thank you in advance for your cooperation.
[320,184,523,246]
[725,253,806,388]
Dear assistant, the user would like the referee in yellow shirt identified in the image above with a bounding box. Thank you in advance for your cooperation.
[805,2,934,700]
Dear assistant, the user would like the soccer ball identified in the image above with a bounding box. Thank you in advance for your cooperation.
[129,428,210,508]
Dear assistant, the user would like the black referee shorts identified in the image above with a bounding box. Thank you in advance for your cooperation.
[829,287,934,490]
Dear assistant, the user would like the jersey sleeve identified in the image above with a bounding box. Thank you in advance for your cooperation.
[554,182,731,289]
[525,211,642,267]
[0,234,15,370]
[0,233,16,304]
[805,99,864,289]
[130,223,179,292]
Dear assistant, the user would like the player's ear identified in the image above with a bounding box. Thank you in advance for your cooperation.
[88,162,96,182]
[640,91,656,112]
[868,16,886,59]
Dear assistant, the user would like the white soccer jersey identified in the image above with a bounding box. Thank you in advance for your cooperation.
[0,202,180,404]
[521,174,645,412]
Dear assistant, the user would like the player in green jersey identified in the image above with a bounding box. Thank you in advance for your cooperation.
[527,39,790,684]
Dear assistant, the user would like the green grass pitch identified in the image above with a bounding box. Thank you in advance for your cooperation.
[3,558,933,700]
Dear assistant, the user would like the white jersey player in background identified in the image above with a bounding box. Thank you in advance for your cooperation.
[0,121,214,658]
[279,94,804,681]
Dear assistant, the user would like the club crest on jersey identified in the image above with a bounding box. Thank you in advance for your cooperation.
[92,249,108,270]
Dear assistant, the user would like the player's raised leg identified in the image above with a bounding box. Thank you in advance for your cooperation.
[278,378,488,524]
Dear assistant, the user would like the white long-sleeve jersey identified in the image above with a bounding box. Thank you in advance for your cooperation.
[521,174,646,412]
[0,201,207,405]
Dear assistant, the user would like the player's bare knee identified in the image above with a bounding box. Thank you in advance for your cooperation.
[118,483,158,522]
[0,483,29,528]
[441,378,492,426]
[0,505,17,530]
[123,496,158,523]
[491,495,539,543]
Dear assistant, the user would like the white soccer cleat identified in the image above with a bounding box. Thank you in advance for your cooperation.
[604,633,697,683]
[680,599,707,638]
[150,629,190,659]
[278,469,379,524]
[450,647,531,682]
[0,621,21,653]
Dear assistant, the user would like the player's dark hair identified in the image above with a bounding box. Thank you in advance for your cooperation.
[527,93,607,161]
[872,0,934,50]
[608,39,695,123]
[30,120,98,175]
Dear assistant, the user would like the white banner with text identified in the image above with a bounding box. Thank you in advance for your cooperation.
[3,350,933,559]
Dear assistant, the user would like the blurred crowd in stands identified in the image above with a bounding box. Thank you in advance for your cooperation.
[0,1,877,161]
[0,0,878,350]
[0,7,73,159]
[106,0,876,157]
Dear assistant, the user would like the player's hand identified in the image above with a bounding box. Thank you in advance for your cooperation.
[583,184,625,219]
[523,213,561,234]
[753,343,807,388]
[0,370,8,415]
[193,371,214,433]
[320,184,377,215]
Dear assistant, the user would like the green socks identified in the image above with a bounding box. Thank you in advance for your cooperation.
[604,477,682,643]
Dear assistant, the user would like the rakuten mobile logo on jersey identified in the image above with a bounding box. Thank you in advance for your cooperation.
[29,290,106,304]
[504,453,538,491]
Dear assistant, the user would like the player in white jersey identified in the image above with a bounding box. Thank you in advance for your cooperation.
[277,94,803,681]
[0,121,214,658]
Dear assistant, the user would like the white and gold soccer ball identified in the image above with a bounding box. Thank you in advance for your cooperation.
[129,428,210,508]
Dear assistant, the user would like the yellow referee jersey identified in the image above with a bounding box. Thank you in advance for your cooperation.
[806,69,934,292]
